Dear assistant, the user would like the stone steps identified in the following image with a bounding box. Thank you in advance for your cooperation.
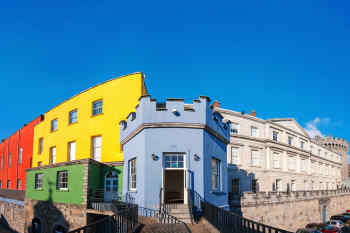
[167,205,192,224]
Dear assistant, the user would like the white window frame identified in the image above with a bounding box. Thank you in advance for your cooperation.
[51,119,58,132]
[50,147,56,164]
[230,147,240,165]
[92,136,102,162]
[251,150,260,167]
[212,157,221,191]
[92,100,103,116]
[164,153,185,169]
[18,148,23,164]
[35,173,43,190]
[288,136,293,146]
[272,152,280,169]
[251,127,258,137]
[273,131,278,142]
[128,158,136,191]
[68,141,76,161]
[230,123,239,135]
[288,156,296,170]
[57,170,68,191]
[69,109,78,124]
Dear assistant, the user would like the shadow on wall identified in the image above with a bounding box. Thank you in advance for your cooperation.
[228,165,257,216]
[0,214,19,233]
[27,181,70,233]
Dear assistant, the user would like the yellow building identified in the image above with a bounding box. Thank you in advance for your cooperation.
[32,72,147,167]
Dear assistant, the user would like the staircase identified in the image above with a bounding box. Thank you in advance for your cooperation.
[164,204,192,224]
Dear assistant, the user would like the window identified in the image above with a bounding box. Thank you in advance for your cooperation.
[232,178,239,194]
[38,138,43,154]
[37,162,42,167]
[288,156,296,170]
[7,180,11,189]
[17,179,22,189]
[300,141,305,150]
[251,150,260,167]
[300,159,306,172]
[230,123,239,134]
[128,159,136,191]
[92,100,103,116]
[68,142,76,161]
[0,180,2,188]
[291,180,296,191]
[50,147,56,164]
[92,136,102,162]
[57,171,68,190]
[51,119,58,132]
[18,148,23,164]
[252,179,258,193]
[288,136,293,146]
[275,179,282,191]
[273,131,278,142]
[251,127,258,137]
[310,145,313,153]
[272,152,280,169]
[0,156,3,169]
[318,149,321,156]
[164,153,184,168]
[35,173,43,189]
[230,147,239,164]
[212,158,221,191]
[311,181,314,190]
[8,153,11,168]
[69,109,78,124]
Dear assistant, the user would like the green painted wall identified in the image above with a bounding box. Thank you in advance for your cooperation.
[26,164,85,205]
[88,164,123,197]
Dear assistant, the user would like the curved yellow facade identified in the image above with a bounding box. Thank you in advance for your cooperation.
[32,72,146,167]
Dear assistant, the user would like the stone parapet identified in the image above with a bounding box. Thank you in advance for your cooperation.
[241,189,350,207]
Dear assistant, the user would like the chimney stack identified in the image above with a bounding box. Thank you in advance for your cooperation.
[250,110,257,117]
[212,101,220,108]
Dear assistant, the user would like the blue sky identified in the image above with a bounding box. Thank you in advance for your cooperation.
[0,1,349,152]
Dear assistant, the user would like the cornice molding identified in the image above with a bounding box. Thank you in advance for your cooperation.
[120,122,230,146]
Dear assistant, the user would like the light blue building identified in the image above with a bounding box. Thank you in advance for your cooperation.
[119,96,230,210]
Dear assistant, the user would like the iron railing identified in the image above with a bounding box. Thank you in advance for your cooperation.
[68,207,139,233]
[88,192,135,211]
[201,201,293,233]
[138,207,191,233]
[187,189,204,223]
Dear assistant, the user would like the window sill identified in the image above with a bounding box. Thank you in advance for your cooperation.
[210,191,226,195]
[128,190,137,193]
[68,122,78,126]
[35,188,44,191]
[91,113,104,118]
[57,188,69,192]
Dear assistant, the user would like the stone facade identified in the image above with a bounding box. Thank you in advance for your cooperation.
[24,199,87,233]
[217,107,345,194]
[240,190,350,232]
[0,198,25,233]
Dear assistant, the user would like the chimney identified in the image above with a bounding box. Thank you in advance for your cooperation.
[250,110,257,117]
[212,101,220,108]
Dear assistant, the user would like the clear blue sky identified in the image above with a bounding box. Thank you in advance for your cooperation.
[0,1,349,151]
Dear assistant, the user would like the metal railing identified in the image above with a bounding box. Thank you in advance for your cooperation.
[88,192,135,211]
[187,189,204,223]
[138,207,191,233]
[202,201,293,233]
[68,206,139,233]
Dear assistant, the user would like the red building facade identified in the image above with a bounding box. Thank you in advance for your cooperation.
[0,116,43,190]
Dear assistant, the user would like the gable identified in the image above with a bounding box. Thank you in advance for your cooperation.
[269,118,310,138]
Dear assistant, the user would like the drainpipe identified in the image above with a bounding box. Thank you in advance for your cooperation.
[16,129,21,190]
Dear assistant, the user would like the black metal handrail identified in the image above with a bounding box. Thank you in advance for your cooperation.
[68,208,138,233]
[201,200,293,233]
[138,206,191,233]
[187,189,204,223]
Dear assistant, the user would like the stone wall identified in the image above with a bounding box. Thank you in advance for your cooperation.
[0,197,25,233]
[240,189,350,232]
[24,199,87,233]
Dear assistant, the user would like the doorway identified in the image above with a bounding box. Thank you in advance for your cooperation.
[163,170,184,204]
[104,172,118,202]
